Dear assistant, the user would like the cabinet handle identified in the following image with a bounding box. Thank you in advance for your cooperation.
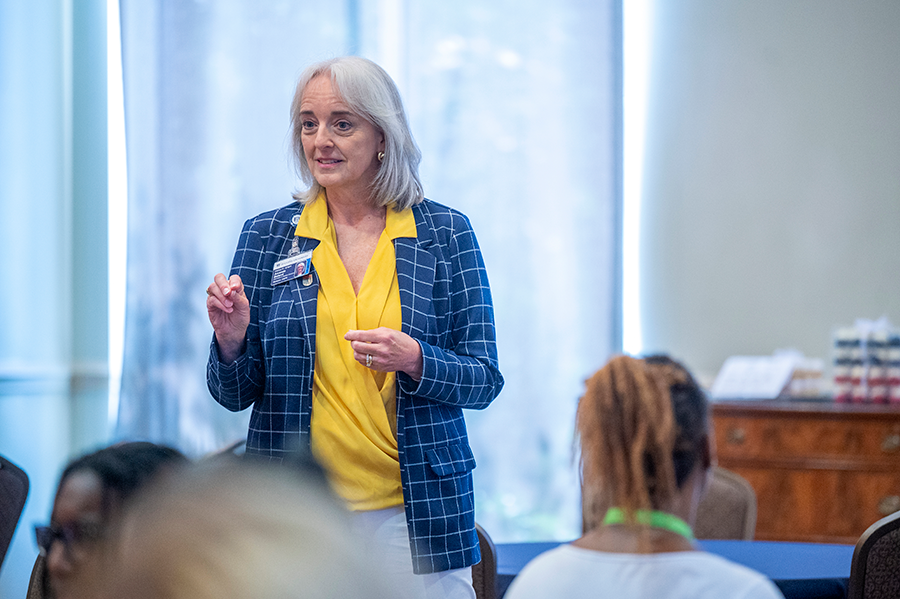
[878,495,900,516]
[882,433,900,453]
[726,427,746,445]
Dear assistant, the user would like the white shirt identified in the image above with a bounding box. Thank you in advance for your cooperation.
[504,544,785,599]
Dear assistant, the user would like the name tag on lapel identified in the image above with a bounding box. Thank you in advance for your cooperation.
[272,250,313,286]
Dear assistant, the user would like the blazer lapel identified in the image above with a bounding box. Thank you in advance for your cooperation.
[395,206,436,342]
[289,236,321,341]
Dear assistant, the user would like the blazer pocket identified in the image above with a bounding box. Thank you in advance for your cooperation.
[425,443,477,477]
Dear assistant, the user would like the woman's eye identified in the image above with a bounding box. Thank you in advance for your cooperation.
[335,120,352,131]
[301,120,316,130]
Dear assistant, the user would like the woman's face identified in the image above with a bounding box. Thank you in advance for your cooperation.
[46,471,107,599]
[298,75,385,201]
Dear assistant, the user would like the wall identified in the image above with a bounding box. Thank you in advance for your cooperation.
[0,1,109,596]
[639,1,900,383]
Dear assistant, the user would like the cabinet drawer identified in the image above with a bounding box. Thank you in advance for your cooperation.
[729,466,900,544]
[714,415,900,462]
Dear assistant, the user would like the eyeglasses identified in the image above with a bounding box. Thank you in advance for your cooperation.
[34,522,105,559]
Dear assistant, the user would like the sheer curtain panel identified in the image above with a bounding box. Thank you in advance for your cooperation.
[116,0,620,541]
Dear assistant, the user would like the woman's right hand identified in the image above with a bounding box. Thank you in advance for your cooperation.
[206,273,250,364]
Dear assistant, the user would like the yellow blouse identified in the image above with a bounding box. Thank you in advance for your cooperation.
[294,194,417,511]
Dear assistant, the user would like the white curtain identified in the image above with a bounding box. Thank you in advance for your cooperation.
[117,0,619,542]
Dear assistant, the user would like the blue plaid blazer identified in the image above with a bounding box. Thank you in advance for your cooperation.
[207,198,504,574]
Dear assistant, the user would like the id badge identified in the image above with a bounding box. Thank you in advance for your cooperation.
[272,250,313,286]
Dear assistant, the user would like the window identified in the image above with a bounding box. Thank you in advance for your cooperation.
[116,0,620,541]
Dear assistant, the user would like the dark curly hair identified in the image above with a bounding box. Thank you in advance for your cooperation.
[57,442,188,519]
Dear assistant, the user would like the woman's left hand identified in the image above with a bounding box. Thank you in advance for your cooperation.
[345,327,423,381]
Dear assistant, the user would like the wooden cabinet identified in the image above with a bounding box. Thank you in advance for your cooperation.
[711,400,900,544]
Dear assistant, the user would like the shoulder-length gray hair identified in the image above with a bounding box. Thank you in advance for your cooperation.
[290,56,424,210]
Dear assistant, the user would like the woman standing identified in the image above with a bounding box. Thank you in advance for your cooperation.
[206,56,503,598]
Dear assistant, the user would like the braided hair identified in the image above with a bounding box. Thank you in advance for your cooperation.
[577,355,709,531]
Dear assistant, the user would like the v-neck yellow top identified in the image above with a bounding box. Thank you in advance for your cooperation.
[294,194,417,511]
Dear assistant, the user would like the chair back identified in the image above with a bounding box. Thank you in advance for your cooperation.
[26,554,47,599]
[0,454,29,570]
[202,439,247,461]
[472,523,497,599]
[848,510,900,599]
[694,466,757,540]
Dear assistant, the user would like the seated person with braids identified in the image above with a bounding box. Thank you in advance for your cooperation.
[505,355,784,599]
[30,442,188,599]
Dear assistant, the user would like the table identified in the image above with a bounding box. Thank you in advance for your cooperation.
[496,540,855,598]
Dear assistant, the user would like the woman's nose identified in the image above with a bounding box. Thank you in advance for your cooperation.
[45,540,73,577]
[314,126,334,148]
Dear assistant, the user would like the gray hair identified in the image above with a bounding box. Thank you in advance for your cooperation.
[290,56,424,211]
[102,459,397,599]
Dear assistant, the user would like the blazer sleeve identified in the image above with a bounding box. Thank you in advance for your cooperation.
[399,210,504,409]
[206,215,269,412]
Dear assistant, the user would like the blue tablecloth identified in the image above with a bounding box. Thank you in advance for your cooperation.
[496,540,855,599]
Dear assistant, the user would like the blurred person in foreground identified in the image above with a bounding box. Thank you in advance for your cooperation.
[205,55,503,598]
[504,355,784,599]
[98,455,394,599]
[29,442,187,599]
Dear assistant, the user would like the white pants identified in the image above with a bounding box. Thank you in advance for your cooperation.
[350,506,476,599]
